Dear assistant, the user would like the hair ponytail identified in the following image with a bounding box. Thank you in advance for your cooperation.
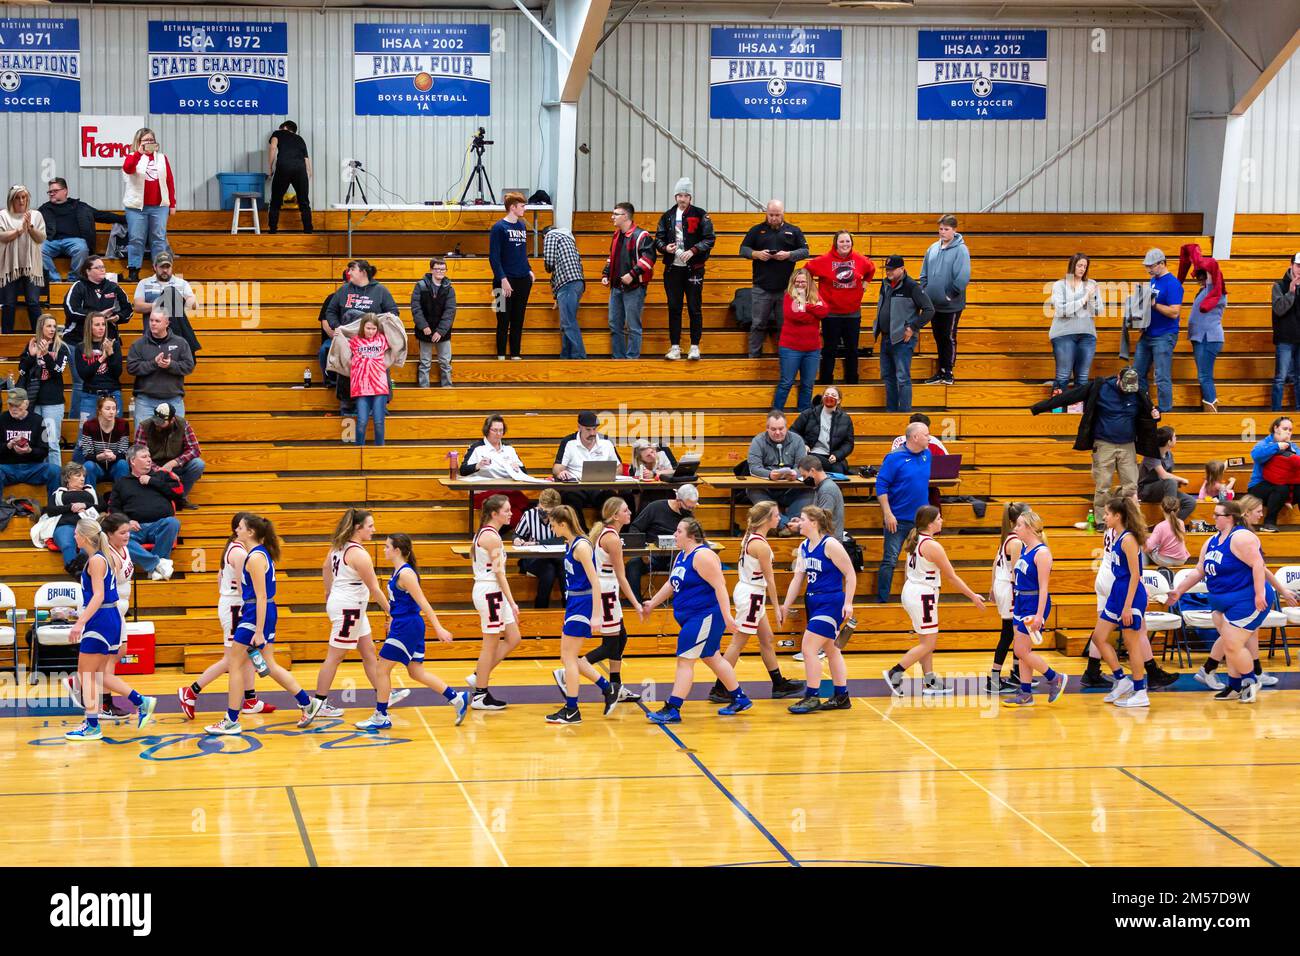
[331,508,372,550]
[388,533,419,574]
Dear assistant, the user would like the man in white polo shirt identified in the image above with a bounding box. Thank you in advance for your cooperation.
[553,409,624,523]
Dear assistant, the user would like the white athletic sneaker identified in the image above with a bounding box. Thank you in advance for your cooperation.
[1104,676,1134,703]
[205,717,242,735]
[356,711,392,731]
[465,673,478,689]
[665,345,682,360]
[921,678,954,696]
[388,688,411,706]
[64,675,82,708]
[792,650,827,662]
[318,702,344,718]
[1114,688,1150,708]
[615,684,642,702]
[1193,667,1224,691]
[1258,672,1279,687]
[551,667,567,696]
[156,557,174,580]
[687,345,701,360]
[1239,681,1260,703]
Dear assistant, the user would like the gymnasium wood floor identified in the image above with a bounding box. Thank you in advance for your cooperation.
[2,651,1295,867]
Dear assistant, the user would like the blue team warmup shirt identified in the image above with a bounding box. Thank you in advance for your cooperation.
[875,445,932,525]
[1145,271,1185,338]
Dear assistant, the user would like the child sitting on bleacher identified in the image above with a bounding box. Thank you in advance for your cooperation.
[1198,459,1236,501]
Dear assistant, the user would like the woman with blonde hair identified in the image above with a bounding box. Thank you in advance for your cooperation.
[773,267,829,412]
[0,184,45,333]
[18,313,71,468]
[1002,510,1068,707]
[121,128,175,282]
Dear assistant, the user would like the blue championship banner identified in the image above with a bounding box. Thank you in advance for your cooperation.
[148,21,288,115]
[710,27,841,120]
[354,23,491,116]
[918,30,1047,120]
[0,19,79,112]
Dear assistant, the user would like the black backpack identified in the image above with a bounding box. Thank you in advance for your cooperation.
[730,287,753,329]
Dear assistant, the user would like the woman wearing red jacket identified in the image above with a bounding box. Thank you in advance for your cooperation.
[773,268,829,412]
[806,232,876,385]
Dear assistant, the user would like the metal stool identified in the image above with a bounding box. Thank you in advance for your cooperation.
[230,192,261,235]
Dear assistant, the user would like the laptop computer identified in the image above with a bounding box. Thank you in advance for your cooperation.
[929,453,963,480]
[667,453,701,481]
[580,459,618,483]
[621,530,647,548]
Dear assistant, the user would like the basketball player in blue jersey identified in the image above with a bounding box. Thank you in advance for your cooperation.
[1002,510,1068,707]
[547,505,620,724]
[64,518,158,740]
[207,514,320,735]
[356,534,469,730]
[1169,500,1272,703]
[1087,498,1154,708]
[642,517,750,723]
[781,505,856,714]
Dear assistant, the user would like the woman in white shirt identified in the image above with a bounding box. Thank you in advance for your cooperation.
[460,413,529,522]
[1049,253,1103,393]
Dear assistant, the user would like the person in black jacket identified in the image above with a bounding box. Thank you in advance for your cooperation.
[1031,367,1161,523]
[655,179,715,360]
[739,200,809,357]
[410,257,457,387]
[0,387,59,496]
[874,255,935,412]
[62,256,130,343]
[108,444,183,580]
[1271,252,1300,411]
[790,387,855,474]
[38,178,125,282]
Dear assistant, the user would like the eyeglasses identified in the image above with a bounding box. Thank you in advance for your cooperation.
[1213,512,1227,518]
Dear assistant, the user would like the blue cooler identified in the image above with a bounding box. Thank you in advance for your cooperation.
[217,172,267,210]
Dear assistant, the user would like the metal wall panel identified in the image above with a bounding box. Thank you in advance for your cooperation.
[576,22,1193,213]
[0,4,546,210]
[1238,46,1300,214]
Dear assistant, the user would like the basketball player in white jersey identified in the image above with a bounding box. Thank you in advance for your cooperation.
[883,505,987,697]
[467,495,523,710]
[178,512,275,719]
[301,509,397,726]
[986,501,1027,693]
[710,501,805,701]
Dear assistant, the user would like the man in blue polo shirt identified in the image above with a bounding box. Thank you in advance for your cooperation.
[875,421,932,603]
[1134,248,1184,413]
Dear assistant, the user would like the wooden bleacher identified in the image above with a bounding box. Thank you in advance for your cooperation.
[2,207,1297,670]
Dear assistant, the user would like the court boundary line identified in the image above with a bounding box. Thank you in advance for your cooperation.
[285,786,317,867]
[863,699,1091,867]
[640,702,801,867]
[1116,767,1282,868]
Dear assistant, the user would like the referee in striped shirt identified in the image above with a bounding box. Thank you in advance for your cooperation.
[515,488,565,608]
[543,226,587,359]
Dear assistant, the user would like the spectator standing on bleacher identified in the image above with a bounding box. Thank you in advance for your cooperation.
[1133,248,1184,413]
[17,314,72,469]
[542,226,586,360]
[625,484,699,598]
[740,199,808,358]
[919,215,971,386]
[602,202,655,360]
[0,387,59,496]
[1177,244,1226,413]
[121,128,175,283]
[47,462,98,575]
[109,444,182,580]
[1049,253,1102,393]
[135,402,203,509]
[773,268,827,413]
[1271,252,1300,411]
[791,387,854,475]
[1137,425,1195,520]
[133,254,201,357]
[874,421,932,603]
[267,120,313,235]
[0,184,46,334]
[72,312,123,424]
[489,192,533,361]
[553,410,623,521]
[1030,367,1161,525]
[746,410,809,531]
[807,231,875,385]
[126,309,195,429]
[74,395,130,488]
[323,260,398,413]
[656,179,714,361]
[874,255,934,413]
[410,256,457,388]
[38,177,124,283]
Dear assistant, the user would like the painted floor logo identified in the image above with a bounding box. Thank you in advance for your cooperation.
[50,886,151,936]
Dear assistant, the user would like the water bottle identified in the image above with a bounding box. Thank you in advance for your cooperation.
[448,450,459,480]
[1086,510,1096,533]
[303,367,312,388]
[247,644,270,677]
[834,616,858,649]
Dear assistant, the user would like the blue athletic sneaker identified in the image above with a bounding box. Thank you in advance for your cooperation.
[65,721,103,741]
[136,695,158,729]
[453,691,470,726]
[1046,672,1068,704]
[717,694,753,716]
[647,706,681,724]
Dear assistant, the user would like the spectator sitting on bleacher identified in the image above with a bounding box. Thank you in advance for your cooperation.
[126,307,195,429]
[38,177,125,283]
[317,267,348,390]
[746,410,809,529]
[797,455,845,539]
[514,487,565,609]
[108,443,182,581]
[553,410,623,521]
[630,439,676,481]
[75,395,130,488]
[132,252,201,357]
[1272,252,1300,411]
[0,184,46,335]
[890,412,949,455]
[791,387,854,474]
[410,256,457,388]
[62,255,131,344]
[1246,415,1299,533]
[72,312,123,424]
[625,483,699,598]
[1137,425,1195,520]
[1145,494,1190,570]
[47,461,98,575]
[17,313,72,469]
[0,387,59,496]
[135,402,202,509]
[461,413,529,520]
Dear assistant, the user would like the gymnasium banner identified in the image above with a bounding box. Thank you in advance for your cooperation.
[709,27,842,120]
[917,30,1047,120]
[353,24,491,116]
[0,18,80,112]
[148,21,288,115]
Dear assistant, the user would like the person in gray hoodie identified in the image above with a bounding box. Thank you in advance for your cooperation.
[745,410,809,530]
[919,214,971,386]
[125,310,195,431]
[874,255,935,412]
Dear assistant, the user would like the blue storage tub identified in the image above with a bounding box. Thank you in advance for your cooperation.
[217,172,267,210]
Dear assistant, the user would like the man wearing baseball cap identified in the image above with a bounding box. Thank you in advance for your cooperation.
[552,410,623,521]
[873,255,935,412]
[134,401,204,509]
[132,253,201,356]
[1133,247,1184,412]
[0,387,60,496]
[1031,366,1161,524]
[1270,251,1300,410]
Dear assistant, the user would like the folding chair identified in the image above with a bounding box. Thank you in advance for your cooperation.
[1171,568,1212,668]
[0,583,24,673]
[1140,570,1186,666]
[29,580,81,675]
[1270,564,1300,666]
